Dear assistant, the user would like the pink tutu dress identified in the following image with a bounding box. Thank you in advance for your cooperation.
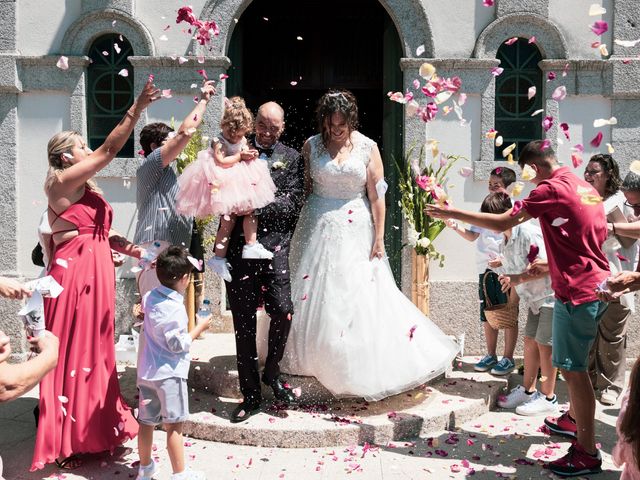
[176,135,276,218]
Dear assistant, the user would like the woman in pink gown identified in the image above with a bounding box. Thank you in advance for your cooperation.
[31,79,159,471]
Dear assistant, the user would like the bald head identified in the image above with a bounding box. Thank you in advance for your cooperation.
[255,101,285,148]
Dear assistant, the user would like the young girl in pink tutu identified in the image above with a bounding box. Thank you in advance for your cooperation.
[176,97,276,281]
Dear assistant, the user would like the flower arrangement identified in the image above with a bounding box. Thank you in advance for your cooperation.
[396,145,466,266]
[388,61,468,266]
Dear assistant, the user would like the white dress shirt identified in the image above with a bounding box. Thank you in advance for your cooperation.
[138,285,192,381]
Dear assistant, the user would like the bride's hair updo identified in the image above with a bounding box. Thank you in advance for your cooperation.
[316,90,359,147]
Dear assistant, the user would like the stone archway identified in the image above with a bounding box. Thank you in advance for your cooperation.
[473,13,568,59]
[61,9,155,56]
[197,0,434,58]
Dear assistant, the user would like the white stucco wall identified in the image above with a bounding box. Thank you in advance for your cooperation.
[17,94,71,277]
[135,0,208,56]
[17,0,82,55]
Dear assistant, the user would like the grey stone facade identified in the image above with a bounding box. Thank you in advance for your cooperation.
[1,0,640,356]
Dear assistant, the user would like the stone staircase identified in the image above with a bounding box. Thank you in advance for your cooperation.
[118,332,507,448]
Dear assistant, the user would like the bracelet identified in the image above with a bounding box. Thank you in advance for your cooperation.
[126,109,140,119]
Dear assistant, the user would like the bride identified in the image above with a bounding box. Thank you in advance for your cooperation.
[281,90,459,401]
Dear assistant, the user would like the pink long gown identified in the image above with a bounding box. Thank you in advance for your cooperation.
[31,189,138,471]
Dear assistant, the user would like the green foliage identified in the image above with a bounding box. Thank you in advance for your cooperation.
[395,144,467,266]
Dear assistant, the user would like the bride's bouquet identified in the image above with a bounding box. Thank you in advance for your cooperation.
[395,145,466,266]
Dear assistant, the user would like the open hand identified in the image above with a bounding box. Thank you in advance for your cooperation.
[200,80,216,102]
[136,78,162,110]
[424,203,453,220]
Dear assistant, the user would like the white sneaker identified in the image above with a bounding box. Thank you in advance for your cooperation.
[171,469,207,480]
[516,391,558,416]
[136,461,157,479]
[207,256,232,282]
[242,242,274,259]
[497,385,533,409]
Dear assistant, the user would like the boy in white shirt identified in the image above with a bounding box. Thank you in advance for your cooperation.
[136,246,210,480]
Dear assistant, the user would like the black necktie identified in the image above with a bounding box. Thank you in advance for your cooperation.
[256,146,274,157]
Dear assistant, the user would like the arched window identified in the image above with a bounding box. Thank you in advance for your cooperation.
[494,39,543,160]
[86,34,134,156]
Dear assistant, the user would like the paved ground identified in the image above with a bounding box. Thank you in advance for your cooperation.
[0,373,624,480]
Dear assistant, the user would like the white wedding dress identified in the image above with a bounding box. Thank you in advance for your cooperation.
[281,132,459,401]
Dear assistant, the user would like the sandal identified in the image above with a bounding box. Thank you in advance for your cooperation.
[55,455,82,470]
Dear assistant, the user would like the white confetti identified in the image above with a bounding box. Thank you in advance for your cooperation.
[70,370,76,378]
[141,398,152,406]
[197,55,205,63]
[112,20,117,27]
[593,116,617,128]
[160,35,169,41]
[58,395,69,403]
[114,43,121,54]
[416,44,425,56]
[56,56,69,70]
[56,258,68,269]
[531,109,544,116]
[552,217,569,227]
[178,56,188,64]
[588,4,606,16]
[82,367,91,373]
[615,38,640,47]
[118,69,128,77]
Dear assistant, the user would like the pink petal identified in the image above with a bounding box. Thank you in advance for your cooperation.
[408,324,417,340]
[562,63,570,76]
[571,153,583,168]
[510,200,523,217]
[219,73,229,80]
[527,86,536,100]
[590,20,609,36]
[542,116,554,132]
[491,67,504,76]
[572,143,584,153]
[560,122,570,140]
[552,85,567,101]
[482,0,494,6]
[178,56,188,64]
[56,56,69,70]
[197,69,208,80]
[590,131,603,147]
[547,71,556,81]
[528,36,537,44]
[505,37,518,45]
[412,79,420,89]
[540,139,551,151]
[161,89,172,98]
[459,167,473,177]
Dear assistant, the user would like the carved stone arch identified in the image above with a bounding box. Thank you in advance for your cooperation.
[61,9,155,56]
[473,13,568,59]
[198,0,434,57]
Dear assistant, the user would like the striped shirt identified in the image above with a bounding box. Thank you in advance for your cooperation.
[134,147,193,247]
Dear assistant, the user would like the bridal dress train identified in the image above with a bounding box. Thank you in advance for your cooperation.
[281,132,459,402]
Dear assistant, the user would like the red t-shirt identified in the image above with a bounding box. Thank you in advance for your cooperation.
[521,166,609,304]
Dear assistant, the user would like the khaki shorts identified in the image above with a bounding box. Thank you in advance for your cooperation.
[137,377,189,425]
[524,305,553,346]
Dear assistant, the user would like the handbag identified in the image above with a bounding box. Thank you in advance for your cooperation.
[482,271,519,329]
[31,243,45,267]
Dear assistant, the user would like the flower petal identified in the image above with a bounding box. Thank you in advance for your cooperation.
[589,4,606,16]
[491,67,504,76]
[118,69,128,77]
[527,86,536,100]
[56,56,69,70]
[552,85,567,101]
[590,131,604,147]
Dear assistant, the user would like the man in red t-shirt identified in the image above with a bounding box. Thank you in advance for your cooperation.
[426,141,609,477]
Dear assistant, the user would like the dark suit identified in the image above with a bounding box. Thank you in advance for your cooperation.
[225,139,304,401]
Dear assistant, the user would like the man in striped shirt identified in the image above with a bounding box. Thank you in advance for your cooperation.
[133,80,216,296]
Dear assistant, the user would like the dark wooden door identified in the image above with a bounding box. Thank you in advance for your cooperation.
[228,0,404,284]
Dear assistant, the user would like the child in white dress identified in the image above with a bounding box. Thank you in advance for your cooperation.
[176,97,276,281]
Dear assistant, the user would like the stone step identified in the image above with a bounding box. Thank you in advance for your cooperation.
[118,363,506,448]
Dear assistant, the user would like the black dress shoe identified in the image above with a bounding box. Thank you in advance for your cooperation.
[268,377,297,404]
[230,398,261,424]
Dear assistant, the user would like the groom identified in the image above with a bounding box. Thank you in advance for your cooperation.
[225,101,305,423]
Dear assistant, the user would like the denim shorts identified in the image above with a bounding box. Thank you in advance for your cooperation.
[137,377,189,425]
[552,299,607,371]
